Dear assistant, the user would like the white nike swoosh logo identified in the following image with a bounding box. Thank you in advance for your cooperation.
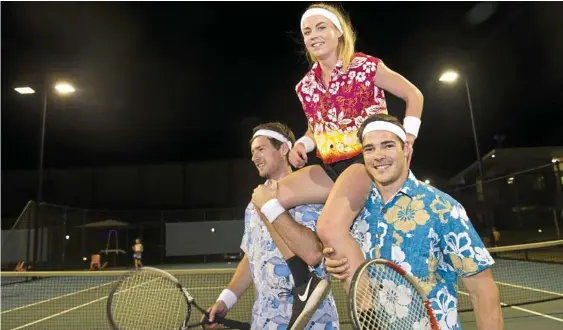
[298,277,313,301]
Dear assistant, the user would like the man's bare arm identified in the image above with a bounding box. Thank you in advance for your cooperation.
[226,254,253,298]
[252,182,323,266]
[462,269,504,330]
[271,212,323,266]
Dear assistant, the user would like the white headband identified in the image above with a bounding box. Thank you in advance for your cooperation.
[361,121,407,142]
[253,129,293,150]
[301,8,343,33]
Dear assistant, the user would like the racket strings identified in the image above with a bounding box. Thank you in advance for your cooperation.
[354,264,434,330]
[110,271,188,329]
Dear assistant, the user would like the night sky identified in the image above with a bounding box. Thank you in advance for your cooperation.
[2,2,562,181]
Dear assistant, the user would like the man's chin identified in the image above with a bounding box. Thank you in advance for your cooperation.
[370,172,394,186]
[257,169,268,178]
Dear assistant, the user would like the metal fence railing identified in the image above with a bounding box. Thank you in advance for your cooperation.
[2,203,246,271]
[446,162,563,246]
[3,161,562,271]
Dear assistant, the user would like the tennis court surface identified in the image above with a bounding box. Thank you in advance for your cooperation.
[2,240,562,329]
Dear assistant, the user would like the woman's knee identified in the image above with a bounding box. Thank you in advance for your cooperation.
[317,211,350,246]
[276,165,333,208]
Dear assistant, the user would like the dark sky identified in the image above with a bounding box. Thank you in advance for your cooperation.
[2,2,562,181]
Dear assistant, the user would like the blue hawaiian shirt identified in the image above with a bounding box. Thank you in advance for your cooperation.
[241,198,340,330]
[350,171,495,330]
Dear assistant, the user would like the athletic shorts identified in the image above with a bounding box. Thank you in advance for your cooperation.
[322,154,364,182]
[133,253,142,260]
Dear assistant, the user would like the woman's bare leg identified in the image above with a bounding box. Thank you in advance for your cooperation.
[316,163,372,293]
[276,165,335,209]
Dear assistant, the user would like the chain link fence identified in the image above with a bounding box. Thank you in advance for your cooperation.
[447,162,563,246]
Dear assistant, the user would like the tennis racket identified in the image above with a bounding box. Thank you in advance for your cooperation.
[349,259,440,330]
[107,266,250,330]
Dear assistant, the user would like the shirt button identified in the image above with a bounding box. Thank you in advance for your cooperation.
[329,144,334,149]
[376,234,382,238]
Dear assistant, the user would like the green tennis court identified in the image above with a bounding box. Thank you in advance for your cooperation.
[2,241,562,329]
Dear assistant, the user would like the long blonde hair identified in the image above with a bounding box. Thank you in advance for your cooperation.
[304,3,356,71]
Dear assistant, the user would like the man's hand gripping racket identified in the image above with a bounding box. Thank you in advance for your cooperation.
[349,259,440,330]
[107,267,250,330]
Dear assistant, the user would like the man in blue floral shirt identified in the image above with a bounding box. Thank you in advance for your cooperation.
[323,114,504,330]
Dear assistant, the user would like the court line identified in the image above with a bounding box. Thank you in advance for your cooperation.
[459,291,563,322]
[495,280,563,297]
[10,295,109,330]
[2,280,116,314]
[508,305,563,323]
[8,285,226,329]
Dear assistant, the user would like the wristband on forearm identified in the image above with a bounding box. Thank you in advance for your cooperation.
[296,136,315,153]
[217,289,237,310]
[403,116,421,138]
[260,199,286,223]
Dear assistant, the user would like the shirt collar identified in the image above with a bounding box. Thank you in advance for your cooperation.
[311,58,345,80]
[371,170,421,204]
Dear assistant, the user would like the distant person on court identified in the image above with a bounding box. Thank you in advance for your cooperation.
[322,114,504,330]
[205,122,339,329]
[252,5,425,326]
[132,238,143,269]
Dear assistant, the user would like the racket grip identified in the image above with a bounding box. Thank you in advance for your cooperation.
[214,316,250,330]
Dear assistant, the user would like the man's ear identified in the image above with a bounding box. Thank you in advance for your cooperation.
[280,142,290,157]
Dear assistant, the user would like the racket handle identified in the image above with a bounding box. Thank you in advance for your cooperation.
[214,316,250,330]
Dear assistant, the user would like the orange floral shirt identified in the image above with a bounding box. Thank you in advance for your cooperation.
[295,53,388,164]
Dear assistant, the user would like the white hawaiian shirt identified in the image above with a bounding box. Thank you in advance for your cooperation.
[241,200,340,330]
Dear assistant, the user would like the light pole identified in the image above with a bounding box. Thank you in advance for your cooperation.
[439,71,485,187]
[14,82,76,267]
[439,70,493,243]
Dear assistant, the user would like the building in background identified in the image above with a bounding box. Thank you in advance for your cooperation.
[448,146,563,245]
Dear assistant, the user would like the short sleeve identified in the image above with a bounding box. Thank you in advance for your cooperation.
[240,206,252,253]
[437,200,495,278]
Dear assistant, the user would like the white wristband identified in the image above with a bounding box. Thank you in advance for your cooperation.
[296,136,315,153]
[403,116,421,138]
[217,289,237,310]
[260,199,286,223]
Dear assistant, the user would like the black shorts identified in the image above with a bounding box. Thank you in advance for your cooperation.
[322,154,364,182]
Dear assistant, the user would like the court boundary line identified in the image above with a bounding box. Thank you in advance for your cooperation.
[10,295,109,330]
[459,291,563,323]
[508,305,563,323]
[9,276,162,329]
[7,285,226,329]
[495,280,563,297]
[1,280,116,314]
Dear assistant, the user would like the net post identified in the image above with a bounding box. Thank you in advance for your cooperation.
[25,202,35,270]
[160,210,165,264]
[33,202,40,269]
[81,210,87,264]
[553,160,563,239]
[553,209,561,239]
[477,178,495,246]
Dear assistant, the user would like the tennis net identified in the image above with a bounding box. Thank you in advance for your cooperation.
[1,240,562,329]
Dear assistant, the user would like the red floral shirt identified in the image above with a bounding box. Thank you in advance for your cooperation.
[295,53,388,164]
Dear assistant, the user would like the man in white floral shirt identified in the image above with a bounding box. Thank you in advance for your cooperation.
[323,114,504,330]
[206,122,339,330]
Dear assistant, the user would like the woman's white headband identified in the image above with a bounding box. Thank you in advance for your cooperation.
[361,121,407,142]
[301,8,343,33]
[253,129,293,149]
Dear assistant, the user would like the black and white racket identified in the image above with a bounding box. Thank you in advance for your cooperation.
[107,266,250,330]
[349,259,440,330]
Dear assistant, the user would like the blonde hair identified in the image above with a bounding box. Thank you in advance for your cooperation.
[304,3,356,71]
